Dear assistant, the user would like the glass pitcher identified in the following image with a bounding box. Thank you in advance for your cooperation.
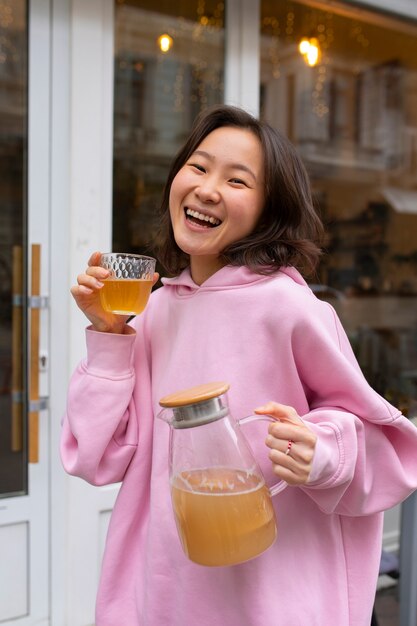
[158,381,287,567]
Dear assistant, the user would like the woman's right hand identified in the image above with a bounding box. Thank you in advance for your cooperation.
[70,251,128,334]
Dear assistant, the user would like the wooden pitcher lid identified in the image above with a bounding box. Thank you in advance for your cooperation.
[159,381,230,408]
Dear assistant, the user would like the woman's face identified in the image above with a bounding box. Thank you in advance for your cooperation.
[169,126,265,284]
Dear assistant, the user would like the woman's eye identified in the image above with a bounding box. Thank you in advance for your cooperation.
[189,163,205,173]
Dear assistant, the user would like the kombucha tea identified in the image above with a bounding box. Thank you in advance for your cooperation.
[99,278,153,315]
[171,467,277,566]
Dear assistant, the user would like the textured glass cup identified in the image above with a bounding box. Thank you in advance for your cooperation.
[99,253,156,315]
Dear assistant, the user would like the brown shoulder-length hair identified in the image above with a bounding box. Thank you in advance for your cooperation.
[154,104,324,276]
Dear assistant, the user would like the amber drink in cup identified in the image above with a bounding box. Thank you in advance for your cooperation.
[99,253,156,315]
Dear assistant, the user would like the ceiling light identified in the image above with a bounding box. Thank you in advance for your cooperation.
[157,34,173,53]
[299,37,320,67]
[298,38,310,55]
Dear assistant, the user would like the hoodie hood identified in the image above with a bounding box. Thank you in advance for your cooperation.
[161,265,309,296]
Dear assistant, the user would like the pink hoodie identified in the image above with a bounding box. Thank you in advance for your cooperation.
[61,266,417,626]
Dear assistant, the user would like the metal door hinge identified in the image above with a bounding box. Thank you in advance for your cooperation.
[12,392,49,412]
[29,396,49,412]
[12,294,49,308]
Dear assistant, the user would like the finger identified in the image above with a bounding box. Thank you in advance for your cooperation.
[265,422,317,456]
[76,273,105,290]
[266,433,315,462]
[267,437,314,479]
[88,251,102,267]
[266,421,314,441]
[85,251,109,280]
[254,401,304,426]
[268,443,299,468]
[85,265,109,280]
[71,284,94,297]
[265,433,289,455]
[269,455,311,485]
[265,433,300,458]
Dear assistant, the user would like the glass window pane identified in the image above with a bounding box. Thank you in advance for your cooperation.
[113,0,225,255]
[260,1,417,415]
[0,0,28,497]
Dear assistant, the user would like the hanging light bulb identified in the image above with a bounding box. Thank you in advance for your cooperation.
[306,38,320,66]
[298,37,320,67]
[298,38,310,55]
[157,34,173,53]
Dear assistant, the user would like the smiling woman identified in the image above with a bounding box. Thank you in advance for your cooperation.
[168,126,265,284]
[62,102,417,626]
[156,104,323,280]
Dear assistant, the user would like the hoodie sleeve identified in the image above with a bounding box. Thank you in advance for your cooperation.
[293,300,417,516]
[60,326,142,486]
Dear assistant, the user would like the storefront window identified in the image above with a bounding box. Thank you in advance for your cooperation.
[260,1,417,413]
[0,0,28,496]
[112,0,225,255]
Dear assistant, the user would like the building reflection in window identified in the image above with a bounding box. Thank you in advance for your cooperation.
[260,0,417,413]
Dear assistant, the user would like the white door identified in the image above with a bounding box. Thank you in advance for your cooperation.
[0,1,50,623]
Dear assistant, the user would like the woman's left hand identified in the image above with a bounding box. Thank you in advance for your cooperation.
[254,401,317,486]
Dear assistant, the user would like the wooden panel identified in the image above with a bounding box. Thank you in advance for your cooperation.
[29,244,40,463]
[0,522,29,621]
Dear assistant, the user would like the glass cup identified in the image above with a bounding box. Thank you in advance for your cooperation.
[99,252,156,315]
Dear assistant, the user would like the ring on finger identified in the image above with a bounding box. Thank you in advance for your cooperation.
[285,439,293,456]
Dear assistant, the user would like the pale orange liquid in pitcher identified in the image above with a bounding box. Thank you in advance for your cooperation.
[171,467,277,566]
[100,278,153,315]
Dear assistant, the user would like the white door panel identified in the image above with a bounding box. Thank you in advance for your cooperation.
[67,483,117,625]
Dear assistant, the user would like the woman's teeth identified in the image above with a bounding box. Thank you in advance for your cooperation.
[186,208,221,226]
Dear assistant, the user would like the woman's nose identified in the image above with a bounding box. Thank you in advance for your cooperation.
[195,177,220,203]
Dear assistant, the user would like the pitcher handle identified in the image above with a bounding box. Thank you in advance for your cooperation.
[238,414,287,497]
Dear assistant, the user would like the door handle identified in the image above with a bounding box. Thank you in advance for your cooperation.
[12,244,48,462]
[29,243,41,463]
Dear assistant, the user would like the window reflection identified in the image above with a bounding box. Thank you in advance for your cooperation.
[260,1,417,413]
[113,0,225,255]
[0,0,28,497]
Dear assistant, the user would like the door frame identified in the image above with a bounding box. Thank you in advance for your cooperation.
[48,0,71,622]
[0,0,51,624]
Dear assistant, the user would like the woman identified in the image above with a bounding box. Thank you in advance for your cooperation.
[62,104,417,625]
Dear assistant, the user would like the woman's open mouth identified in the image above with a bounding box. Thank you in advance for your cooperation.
[185,208,221,228]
